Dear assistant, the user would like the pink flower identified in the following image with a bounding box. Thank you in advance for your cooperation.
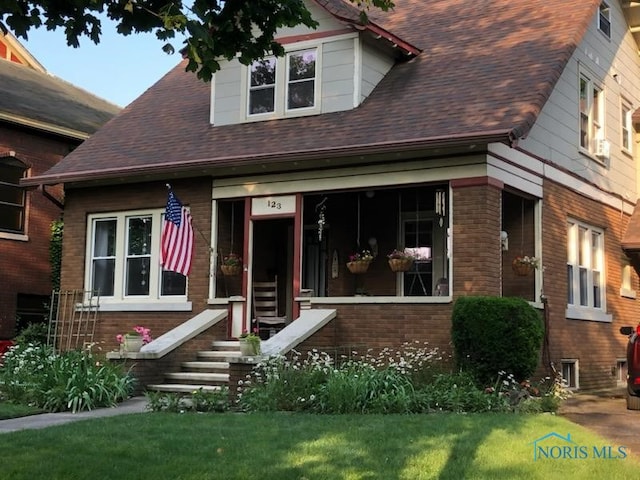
[116,334,123,344]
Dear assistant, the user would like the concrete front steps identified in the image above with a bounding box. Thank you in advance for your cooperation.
[147,340,239,394]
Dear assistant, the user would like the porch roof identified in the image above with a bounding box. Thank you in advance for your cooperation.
[23,0,601,187]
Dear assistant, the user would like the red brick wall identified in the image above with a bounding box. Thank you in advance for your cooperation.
[0,125,70,338]
[541,179,636,390]
[61,178,219,350]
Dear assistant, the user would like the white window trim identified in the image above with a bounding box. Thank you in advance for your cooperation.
[566,219,610,322]
[578,69,605,159]
[242,40,323,121]
[621,97,633,156]
[85,209,191,311]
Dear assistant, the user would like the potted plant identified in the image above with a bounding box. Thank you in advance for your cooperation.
[116,325,152,352]
[346,249,374,274]
[387,249,415,272]
[511,255,539,276]
[221,253,242,276]
[238,329,261,356]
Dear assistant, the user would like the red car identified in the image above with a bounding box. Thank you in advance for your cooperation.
[620,325,640,410]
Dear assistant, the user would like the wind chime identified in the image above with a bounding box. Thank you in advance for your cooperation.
[316,197,327,241]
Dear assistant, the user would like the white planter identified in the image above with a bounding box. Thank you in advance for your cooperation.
[124,335,144,352]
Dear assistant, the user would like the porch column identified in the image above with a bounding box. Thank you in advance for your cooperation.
[451,177,503,296]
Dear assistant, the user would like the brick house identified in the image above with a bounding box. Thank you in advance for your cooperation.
[0,31,120,339]
[22,0,640,392]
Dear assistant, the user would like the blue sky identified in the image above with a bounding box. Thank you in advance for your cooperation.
[22,19,187,107]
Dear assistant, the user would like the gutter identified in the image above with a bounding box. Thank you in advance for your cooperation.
[0,111,90,141]
[21,129,515,188]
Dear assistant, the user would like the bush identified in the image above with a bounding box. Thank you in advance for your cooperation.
[13,323,49,346]
[451,296,544,385]
[146,388,230,413]
[0,344,134,412]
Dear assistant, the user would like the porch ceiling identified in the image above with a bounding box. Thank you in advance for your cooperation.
[623,1,640,54]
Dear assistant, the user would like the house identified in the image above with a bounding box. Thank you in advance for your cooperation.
[22,0,640,392]
[0,30,120,339]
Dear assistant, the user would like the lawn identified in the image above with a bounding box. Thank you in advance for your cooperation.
[0,412,637,479]
[0,402,42,420]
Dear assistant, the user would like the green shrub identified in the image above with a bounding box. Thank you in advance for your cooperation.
[145,388,230,413]
[14,323,49,346]
[0,344,134,412]
[451,296,544,385]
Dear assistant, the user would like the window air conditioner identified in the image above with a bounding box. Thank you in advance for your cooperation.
[595,139,610,159]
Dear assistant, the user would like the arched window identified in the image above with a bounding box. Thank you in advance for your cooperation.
[0,157,27,234]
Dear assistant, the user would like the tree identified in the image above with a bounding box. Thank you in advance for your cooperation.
[0,0,394,81]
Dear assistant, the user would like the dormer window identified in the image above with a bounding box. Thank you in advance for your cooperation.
[249,58,276,114]
[246,46,320,119]
[287,49,316,110]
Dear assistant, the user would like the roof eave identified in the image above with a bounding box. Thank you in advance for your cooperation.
[21,130,515,188]
[0,111,90,140]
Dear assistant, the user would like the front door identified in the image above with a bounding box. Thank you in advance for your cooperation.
[250,218,294,326]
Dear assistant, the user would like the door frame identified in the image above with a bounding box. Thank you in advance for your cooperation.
[241,194,303,332]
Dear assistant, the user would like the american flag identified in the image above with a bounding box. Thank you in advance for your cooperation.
[160,189,194,276]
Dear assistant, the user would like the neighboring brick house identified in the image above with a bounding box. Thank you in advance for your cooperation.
[23,0,640,391]
[0,31,120,339]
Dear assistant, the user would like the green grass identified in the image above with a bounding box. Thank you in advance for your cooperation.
[0,402,43,420]
[0,412,638,479]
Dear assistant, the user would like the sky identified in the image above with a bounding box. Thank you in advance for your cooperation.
[22,19,187,108]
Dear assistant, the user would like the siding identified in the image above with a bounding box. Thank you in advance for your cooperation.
[521,1,640,202]
[361,40,394,101]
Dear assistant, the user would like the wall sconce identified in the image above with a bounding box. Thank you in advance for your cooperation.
[501,231,509,251]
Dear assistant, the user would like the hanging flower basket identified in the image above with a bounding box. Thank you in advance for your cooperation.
[511,256,538,276]
[221,264,242,276]
[221,253,242,276]
[347,260,371,274]
[388,258,414,272]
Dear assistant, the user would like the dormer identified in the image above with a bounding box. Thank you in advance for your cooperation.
[210,0,418,126]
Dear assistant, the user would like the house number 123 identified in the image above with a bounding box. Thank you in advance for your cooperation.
[267,200,282,210]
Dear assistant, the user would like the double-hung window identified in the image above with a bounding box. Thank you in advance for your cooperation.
[579,73,604,155]
[621,98,633,154]
[87,210,189,310]
[249,58,277,115]
[247,46,319,118]
[566,219,610,322]
[286,49,316,110]
[598,2,611,38]
[0,157,27,235]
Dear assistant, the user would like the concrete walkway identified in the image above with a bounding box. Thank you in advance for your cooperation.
[0,396,148,434]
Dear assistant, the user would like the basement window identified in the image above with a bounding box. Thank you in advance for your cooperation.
[561,359,579,389]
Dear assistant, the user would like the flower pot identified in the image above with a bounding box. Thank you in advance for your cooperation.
[123,335,144,352]
[221,264,242,276]
[239,338,261,356]
[511,259,532,276]
[347,260,371,274]
[388,258,413,272]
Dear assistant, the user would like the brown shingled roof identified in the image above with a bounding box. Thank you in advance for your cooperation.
[25,0,601,186]
[0,57,121,138]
